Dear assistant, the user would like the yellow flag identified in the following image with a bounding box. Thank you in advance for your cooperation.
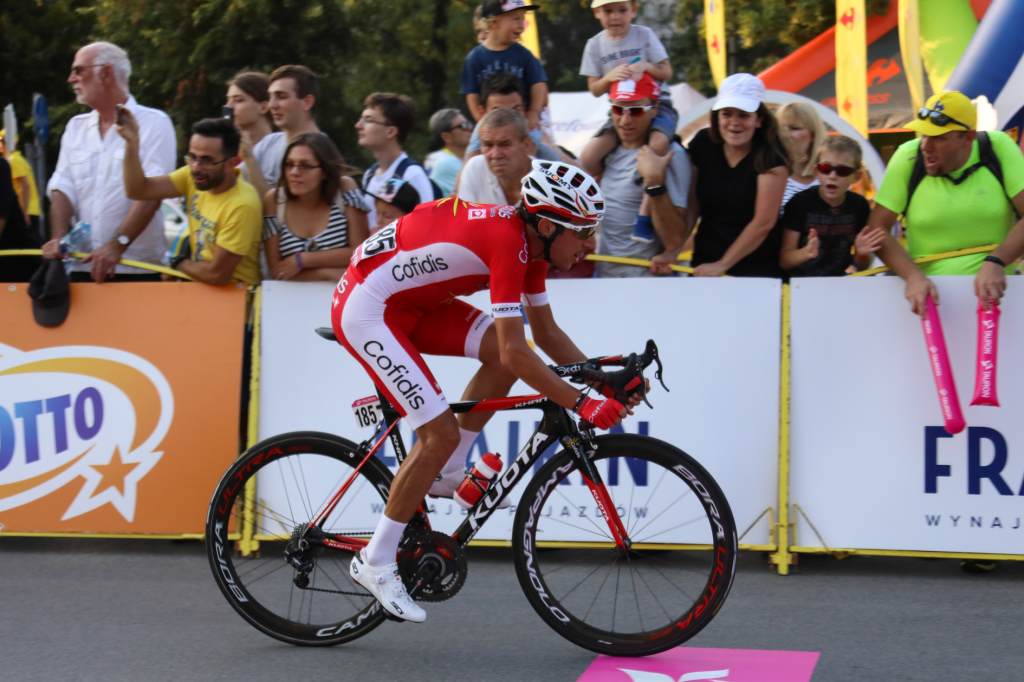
[704,0,726,88]
[835,0,868,136]
[520,10,541,60]
[899,0,925,113]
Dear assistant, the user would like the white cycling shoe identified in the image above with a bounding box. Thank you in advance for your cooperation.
[350,549,426,623]
[428,467,511,508]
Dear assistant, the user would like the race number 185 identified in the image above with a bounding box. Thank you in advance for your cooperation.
[352,395,382,428]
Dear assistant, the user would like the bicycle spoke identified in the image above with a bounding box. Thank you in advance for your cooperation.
[629,489,693,542]
[552,485,617,540]
[538,514,614,540]
[626,557,644,632]
[582,554,619,623]
[552,554,614,604]
[612,561,621,633]
[635,554,699,603]
[537,547,609,578]
[630,556,673,624]
[634,514,708,545]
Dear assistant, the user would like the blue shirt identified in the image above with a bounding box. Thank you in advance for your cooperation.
[461,44,547,109]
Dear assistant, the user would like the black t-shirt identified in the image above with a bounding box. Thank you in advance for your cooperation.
[687,128,787,278]
[0,157,41,282]
[780,187,871,277]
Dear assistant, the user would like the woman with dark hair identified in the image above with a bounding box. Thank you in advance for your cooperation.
[686,74,790,278]
[227,71,275,183]
[262,133,369,281]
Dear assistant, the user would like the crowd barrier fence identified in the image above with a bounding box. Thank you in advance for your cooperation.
[3,246,1021,576]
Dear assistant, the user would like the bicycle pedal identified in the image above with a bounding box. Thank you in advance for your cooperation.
[383,611,406,623]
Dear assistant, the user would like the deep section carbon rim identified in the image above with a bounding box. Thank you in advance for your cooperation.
[512,434,738,657]
[206,431,392,646]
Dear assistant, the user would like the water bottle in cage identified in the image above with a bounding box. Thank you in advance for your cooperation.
[453,453,503,509]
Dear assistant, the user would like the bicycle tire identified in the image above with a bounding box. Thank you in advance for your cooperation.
[512,434,738,657]
[206,430,393,646]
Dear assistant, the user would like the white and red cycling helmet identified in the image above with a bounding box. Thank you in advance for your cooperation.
[520,160,605,233]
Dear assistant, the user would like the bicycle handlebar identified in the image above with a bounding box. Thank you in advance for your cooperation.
[549,339,669,413]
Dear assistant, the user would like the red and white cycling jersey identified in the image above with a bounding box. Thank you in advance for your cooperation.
[331,198,549,429]
[344,199,549,317]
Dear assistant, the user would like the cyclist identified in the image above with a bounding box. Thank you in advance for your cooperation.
[333,160,638,622]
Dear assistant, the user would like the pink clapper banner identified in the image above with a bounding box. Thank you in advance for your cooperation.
[921,295,966,434]
[576,647,819,682]
[970,298,1001,407]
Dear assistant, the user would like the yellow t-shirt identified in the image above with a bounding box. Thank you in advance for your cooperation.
[9,151,40,217]
[170,166,262,285]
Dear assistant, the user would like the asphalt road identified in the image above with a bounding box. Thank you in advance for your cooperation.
[1,538,1021,682]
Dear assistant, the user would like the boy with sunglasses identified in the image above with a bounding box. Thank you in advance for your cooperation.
[779,135,882,276]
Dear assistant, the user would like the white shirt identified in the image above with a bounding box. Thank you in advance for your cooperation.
[250,131,287,189]
[456,154,530,206]
[363,152,435,227]
[47,95,176,273]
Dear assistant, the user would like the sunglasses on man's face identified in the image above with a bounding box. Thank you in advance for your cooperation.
[449,121,473,132]
[611,104,655,117]
[916,107,971,130]
[815,163,856,177]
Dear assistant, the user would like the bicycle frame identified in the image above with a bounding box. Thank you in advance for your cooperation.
[304,389,633,554]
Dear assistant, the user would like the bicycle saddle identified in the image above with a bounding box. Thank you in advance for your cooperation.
[315,327,337,342]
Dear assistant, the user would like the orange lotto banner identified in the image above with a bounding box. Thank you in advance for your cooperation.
[0,282,247,535]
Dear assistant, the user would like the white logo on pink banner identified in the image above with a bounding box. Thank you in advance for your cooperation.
[576,648,819,682]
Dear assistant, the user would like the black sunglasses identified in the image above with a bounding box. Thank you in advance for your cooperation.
[917,107,971,131]
[815,163,856,177]
[449,121,473,132]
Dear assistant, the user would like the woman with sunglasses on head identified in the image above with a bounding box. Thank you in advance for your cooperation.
[262,133,370,281]
[686,74,790,278]
[776,102,827,211]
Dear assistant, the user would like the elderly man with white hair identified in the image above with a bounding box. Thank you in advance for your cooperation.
[42,41,176,282]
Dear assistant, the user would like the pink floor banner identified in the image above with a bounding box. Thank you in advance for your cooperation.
[576,647,820,682]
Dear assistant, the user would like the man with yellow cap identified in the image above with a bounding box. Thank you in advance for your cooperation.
[862,91,1024,315]
[0,128,41,236]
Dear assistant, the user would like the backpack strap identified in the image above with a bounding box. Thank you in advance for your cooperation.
[904,143,928,217]
[361,162,379,191]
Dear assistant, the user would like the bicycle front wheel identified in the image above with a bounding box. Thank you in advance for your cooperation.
[512,434,738,657]
[206,431,393,646]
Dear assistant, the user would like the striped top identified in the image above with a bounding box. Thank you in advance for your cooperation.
[263,189,367,257]
[781,176,819,213]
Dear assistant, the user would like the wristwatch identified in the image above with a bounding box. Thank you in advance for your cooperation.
[644,185,667,198]
[112,234,131,247]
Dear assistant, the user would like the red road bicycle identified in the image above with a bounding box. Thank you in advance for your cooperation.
[206,334,737,657]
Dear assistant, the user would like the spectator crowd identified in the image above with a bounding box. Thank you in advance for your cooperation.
[2,0,1023,319]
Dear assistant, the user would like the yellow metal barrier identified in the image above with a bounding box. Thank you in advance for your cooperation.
[239,288,262,557]
[771,283,794,574]
[0,248,195,280]
[849,244,998,277]
[585,254,695,274]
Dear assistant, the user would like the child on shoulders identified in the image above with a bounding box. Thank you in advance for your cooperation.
[461,0,548,134]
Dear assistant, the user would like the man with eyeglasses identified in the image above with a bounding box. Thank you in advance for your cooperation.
[357,92,438,229]
[116,114,262,286]
[596,74,690,278]
[42,42,176,282]
[865,91,1024,316]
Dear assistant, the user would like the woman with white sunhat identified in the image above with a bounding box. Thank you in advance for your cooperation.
[686,73,791,277]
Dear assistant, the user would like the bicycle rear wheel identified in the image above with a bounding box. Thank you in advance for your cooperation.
[206,431,393,646]
[512,434,737,657]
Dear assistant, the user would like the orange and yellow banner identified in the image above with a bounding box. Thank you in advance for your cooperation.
[836,0,868,136]
[520,10,541,60]
[0,283,246,534]
[704,0,727,87]
[899,0,926,113]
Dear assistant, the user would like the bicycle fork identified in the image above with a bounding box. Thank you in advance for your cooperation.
[563,434,632,551]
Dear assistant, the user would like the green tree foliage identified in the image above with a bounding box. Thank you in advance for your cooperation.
[0,0,96,159]
[670,0,890,96]
[89,0,478,167]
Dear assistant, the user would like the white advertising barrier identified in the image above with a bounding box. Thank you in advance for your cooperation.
[258,278,780,544]
[790,277,1024,555]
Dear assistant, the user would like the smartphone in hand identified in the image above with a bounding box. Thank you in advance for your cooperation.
[222,105,235,124]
